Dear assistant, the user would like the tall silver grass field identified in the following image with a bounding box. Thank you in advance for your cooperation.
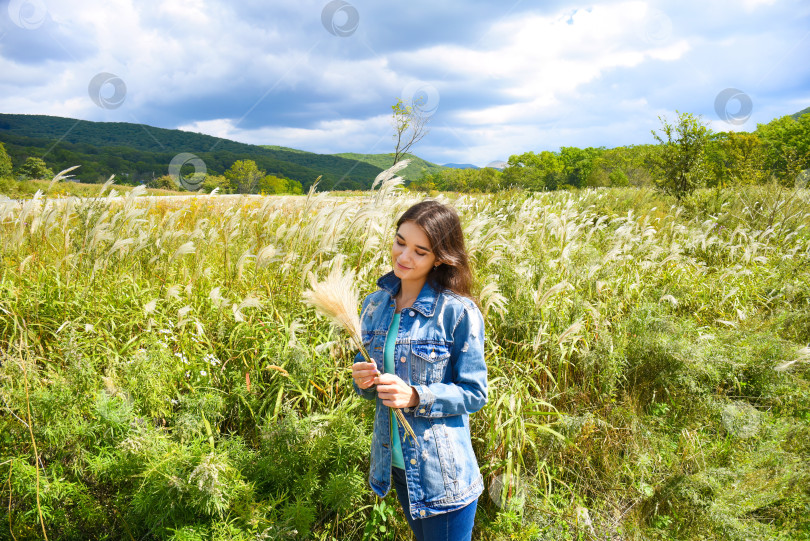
[0,167,808,539]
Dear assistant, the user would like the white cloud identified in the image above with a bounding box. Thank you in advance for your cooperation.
[389,1,695,161]
[0,0,808,167]
[178,114,394,154]
[741,0,778,11]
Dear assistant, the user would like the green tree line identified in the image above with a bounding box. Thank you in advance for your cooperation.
[150,159,304,195]
[0,143,303,195]
[409,111,810,197]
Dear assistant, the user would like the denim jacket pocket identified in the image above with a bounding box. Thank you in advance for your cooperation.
[410,342,451,385]
[431,420,458,490]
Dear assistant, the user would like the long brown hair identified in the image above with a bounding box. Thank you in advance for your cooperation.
[396,200,475,301]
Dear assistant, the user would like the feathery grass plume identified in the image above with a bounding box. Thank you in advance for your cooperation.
[660,294,679,307]
[98,174,116,198]
[302,264,418,445]
[480,281,508,318]
[533,280,572,308]
[257,243,280,268]
[166,284,182,300]
[557,320,583,346]
[370,159,410,191]
[46,165,81,193]
[302,265,363,345]
[775,346,810,372]
[209,286,228,308]
[232,296,262,322]
[169,241,196,265]
[372,160,410,205]
[143,299,158,315]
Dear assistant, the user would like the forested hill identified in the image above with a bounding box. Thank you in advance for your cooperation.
[791,106,810,120]
[332,152,445,182]
[0,113,383,189]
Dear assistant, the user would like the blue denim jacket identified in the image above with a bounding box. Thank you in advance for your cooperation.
[352,271,488,520]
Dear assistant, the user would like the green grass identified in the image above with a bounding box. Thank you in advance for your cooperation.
[0,181,808,540]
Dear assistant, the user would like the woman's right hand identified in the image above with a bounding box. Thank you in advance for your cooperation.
[352,362,379,389]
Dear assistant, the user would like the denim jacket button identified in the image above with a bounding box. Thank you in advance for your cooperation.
[409,310,415,317]
[400,356,406,363]
[419,408,425,413]
[410,459,417,465]
[419,510,426,517]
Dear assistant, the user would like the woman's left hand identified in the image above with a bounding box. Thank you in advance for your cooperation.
[376,374,419,409]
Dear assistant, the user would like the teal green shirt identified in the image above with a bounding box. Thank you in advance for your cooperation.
[384,312,405,469]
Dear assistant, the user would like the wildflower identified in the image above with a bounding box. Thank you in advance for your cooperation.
[200,370,207,376]
[203,353,221,366]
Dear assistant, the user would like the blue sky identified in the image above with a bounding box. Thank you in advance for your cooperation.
[1,0,808,167]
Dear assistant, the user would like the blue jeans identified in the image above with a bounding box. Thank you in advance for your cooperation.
[391,467,478,541]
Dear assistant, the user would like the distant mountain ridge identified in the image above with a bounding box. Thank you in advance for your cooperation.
[0,113,384,189]
[443,161,508,171]
[443,163,479,170]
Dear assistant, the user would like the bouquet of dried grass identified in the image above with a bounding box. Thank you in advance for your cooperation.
[303,265,417,445]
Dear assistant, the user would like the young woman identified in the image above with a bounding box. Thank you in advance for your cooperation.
[351,200,488,541]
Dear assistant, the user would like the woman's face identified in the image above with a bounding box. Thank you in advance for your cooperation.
[392,221,438,282]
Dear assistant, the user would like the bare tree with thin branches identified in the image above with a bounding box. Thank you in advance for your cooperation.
[392,97,431,166]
